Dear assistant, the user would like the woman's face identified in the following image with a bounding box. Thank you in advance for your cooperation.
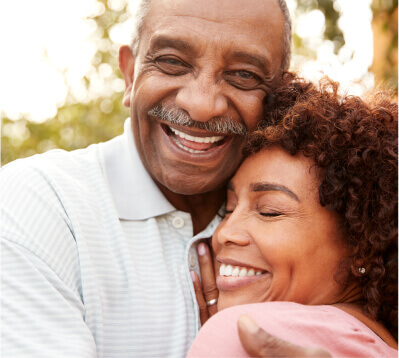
[213,147,350,310]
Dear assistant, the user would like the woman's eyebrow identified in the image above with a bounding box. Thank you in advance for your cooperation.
[249,182,299,202]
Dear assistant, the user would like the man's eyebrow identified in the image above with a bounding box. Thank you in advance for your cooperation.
[250,182,299,201]
[150,35,193,53]
[231,51,271,73]
[227,181,235,191]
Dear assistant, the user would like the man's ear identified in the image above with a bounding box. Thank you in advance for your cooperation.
[119,45,135,107]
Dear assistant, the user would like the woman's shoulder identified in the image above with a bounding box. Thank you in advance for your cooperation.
[188,302,397,357]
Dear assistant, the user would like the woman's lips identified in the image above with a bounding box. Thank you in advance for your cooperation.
[216,273,270,291]
[216,262,271,291]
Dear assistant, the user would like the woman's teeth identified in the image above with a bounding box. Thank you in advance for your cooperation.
[169,126,224,144]
[219,263,264,277]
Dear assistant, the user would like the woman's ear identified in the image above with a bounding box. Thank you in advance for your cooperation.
[119,45,136,107]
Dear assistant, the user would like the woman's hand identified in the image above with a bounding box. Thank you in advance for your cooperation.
[190,241,219,325]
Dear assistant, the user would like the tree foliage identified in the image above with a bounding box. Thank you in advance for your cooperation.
[371,0,398,92]
[2,0,129,165]
[297,0,344,53]
[2,0,398,165]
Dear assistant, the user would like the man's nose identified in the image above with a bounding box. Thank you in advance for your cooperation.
[175,74,228,123]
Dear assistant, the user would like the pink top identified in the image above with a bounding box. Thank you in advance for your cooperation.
[187,302,397,357]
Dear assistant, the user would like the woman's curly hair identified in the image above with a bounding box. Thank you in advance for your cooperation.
[244,73,398,337]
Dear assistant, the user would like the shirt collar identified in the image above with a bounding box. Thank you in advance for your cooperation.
[99,118,176,220]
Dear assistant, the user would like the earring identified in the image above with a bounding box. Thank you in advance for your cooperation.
[358,267,366,274]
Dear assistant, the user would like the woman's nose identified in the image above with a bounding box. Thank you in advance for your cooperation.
[175,74,228,123]
[216,217,251,247]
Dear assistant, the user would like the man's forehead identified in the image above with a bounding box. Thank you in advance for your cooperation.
[147,0,282,27]
[141,0,284,59]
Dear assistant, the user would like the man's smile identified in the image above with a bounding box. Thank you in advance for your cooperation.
[161,123,235,156]
[164,124,228,153]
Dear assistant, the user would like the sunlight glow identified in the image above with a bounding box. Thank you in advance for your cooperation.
[0,0,374,122]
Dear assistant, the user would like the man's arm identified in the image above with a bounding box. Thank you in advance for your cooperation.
[1,162,97,357]
[1,239,97,357]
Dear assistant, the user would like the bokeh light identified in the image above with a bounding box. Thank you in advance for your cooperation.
[0,0,374,123]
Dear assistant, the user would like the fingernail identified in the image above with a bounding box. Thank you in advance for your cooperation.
[190,271,196,282]
[238,315,259,335]
[197,243,206,256]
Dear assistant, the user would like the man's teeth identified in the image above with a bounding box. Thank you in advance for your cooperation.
[174,140,203,154]
[169,126,224,143]
[219,263,265,277]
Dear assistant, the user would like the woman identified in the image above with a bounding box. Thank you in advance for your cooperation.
[188,75,398,357]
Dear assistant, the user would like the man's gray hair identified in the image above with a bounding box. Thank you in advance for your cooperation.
[130,0,291,71]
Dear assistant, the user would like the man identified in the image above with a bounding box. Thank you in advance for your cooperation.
[1,0,314,356]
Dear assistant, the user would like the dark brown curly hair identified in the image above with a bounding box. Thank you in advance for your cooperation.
[244,73,398,337]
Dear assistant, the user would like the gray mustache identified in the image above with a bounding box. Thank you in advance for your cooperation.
[148,104,248,135]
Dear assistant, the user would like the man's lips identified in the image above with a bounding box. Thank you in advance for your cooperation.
[161,123,233,154]
[169,126,225,151]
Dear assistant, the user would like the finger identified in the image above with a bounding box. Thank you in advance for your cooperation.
[190,271,209,325]
[237,315,332,358]
[197,242,218,317]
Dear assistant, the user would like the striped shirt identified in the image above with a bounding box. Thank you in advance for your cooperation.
[1,118,221,357]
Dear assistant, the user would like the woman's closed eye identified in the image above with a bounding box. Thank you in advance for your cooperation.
[260,212,282,217]
[223,209,283,218]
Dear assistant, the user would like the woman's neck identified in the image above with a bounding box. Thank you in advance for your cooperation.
[333,302,398,350]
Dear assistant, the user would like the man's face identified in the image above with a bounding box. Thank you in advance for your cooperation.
[120,0,285,195]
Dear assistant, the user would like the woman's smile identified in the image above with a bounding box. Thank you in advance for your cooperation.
[216,271,271,291]
[212,146,350,310]
[216,260,271,291]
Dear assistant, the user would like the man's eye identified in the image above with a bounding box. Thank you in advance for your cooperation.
[155,57,189,75]
[236,70,255,79]
[158,57,183,66]
[225,70,261,89]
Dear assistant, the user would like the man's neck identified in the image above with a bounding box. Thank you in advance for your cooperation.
[157,184,226,235]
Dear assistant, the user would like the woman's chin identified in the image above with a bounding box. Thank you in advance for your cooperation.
[216,294,257,312]
[215,274,273,311]
[216,296,236,312]
[216,300,229,312]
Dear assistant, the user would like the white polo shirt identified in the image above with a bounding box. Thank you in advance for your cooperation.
[1,119,221,357]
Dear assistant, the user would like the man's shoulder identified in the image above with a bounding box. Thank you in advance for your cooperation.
[1,144,109,239]
[1,143,121,272]
[1,144,106,195]
[3,143,100,175]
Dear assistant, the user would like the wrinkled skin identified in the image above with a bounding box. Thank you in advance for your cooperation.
[119,0,285,209]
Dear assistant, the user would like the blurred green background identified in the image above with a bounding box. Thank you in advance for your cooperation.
[2,0,397,165]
